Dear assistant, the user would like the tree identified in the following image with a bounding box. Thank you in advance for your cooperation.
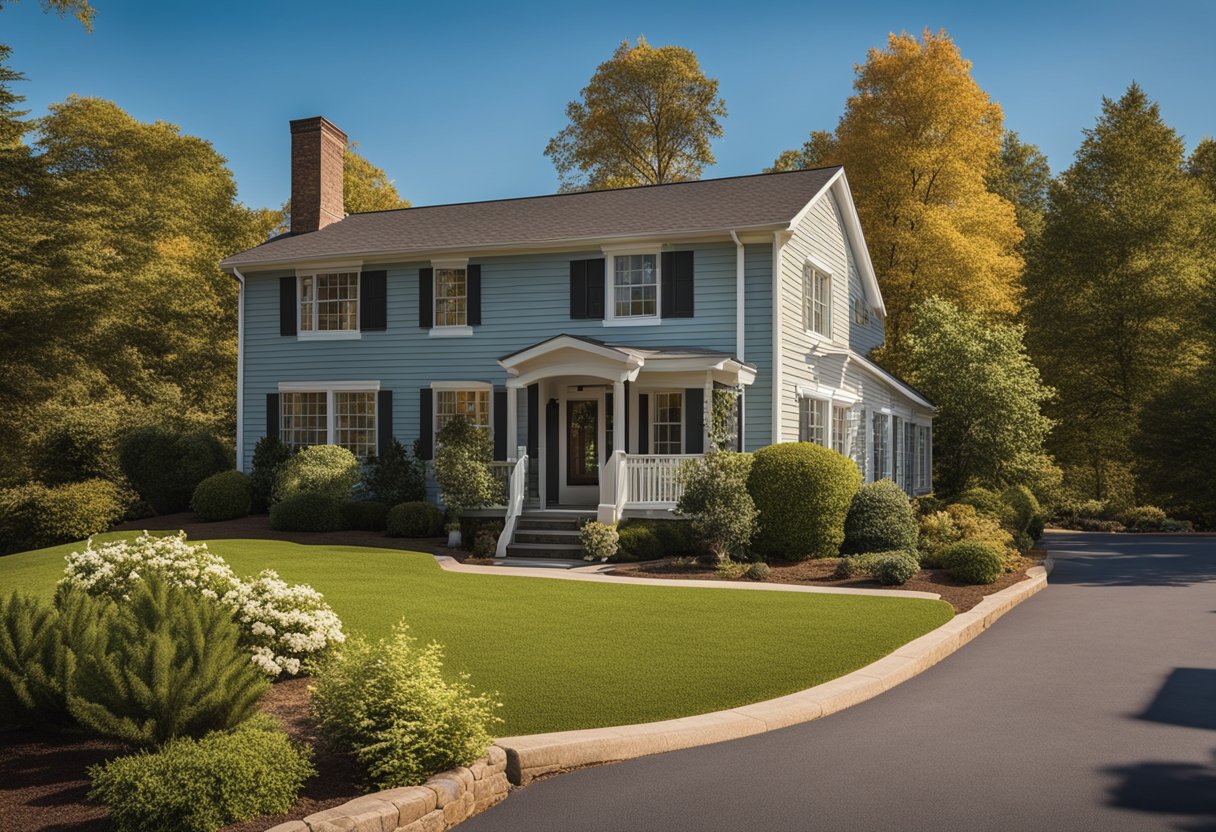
[1188,137,1216,198]
[433,416,500,539]
[904,297,1055,498]
[769,29,1023,370]
[545,37,726,191]
[1023,84,1216,504]
[987,130,1052,254]
[0,0,94,29]
[343,142,410,212]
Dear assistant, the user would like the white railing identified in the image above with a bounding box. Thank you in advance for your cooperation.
[488,461,514,506]
[623,454,702,508]
[495,446,528,558]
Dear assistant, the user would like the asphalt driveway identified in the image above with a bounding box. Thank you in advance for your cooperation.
[463,532,1216,832]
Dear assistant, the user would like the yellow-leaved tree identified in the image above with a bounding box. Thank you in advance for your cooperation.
[771,29,1023,370]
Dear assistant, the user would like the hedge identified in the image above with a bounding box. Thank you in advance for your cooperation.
[747,443,861,560]
[269,492,344,532]
[0,479,124,554]
[190,471,252,522]
[340,500,390,532]
[386,501,445,538]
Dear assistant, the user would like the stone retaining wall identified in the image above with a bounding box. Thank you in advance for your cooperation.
[267,747,509,832]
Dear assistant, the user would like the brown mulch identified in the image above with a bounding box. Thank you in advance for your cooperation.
[609,549,1047,613]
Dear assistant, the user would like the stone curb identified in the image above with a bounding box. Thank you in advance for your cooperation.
[494,561,1053,785]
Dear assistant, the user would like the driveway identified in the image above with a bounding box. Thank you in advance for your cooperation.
[463,532,1216,832]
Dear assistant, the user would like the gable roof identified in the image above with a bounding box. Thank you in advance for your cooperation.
[221,167,841,269]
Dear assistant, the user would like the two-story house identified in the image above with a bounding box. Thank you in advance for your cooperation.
[221,117,933,556]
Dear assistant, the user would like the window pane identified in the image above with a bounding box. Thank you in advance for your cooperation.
[435,268,468,327]
[436,388,490,435]
[314,272,359,331]
[872,413,889,479]
[613,254,657,318]
[653,391,683,454]
[281,392,327,450]
[335,391,377,458]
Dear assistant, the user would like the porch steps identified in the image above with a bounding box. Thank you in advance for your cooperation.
[505,510,594,559]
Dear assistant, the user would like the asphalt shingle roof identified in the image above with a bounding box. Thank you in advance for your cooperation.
[221,167,841,269]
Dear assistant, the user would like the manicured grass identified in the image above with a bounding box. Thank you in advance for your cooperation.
[1,533,953,736]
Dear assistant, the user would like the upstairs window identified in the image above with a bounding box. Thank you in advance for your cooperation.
[613,254,658,318]
[852,296,871,326]
[299,272,358,332]
[435,268,468,328]
[804,264,831,337]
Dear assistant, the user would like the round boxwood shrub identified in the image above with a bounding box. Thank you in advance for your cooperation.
[843,480,918,554]
[386,501,445,538]
[340,500,389,532]
[273,444,360,502]
[745,562,771,581]
[0,479,125,554]
[1000,485,1042,536]
[119,426,231,515]
[943,540,1004,585]
[616,524,663,562]
[868,550,920,586]
[747,442,861,561]
[269,492,343,532]
[190,471,252,522]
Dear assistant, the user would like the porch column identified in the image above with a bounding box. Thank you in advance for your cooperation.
[506,383,519,460]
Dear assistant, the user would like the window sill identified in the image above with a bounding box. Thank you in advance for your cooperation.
[603,316,661,327]
[297,331,361,341]
[429,326,474,338]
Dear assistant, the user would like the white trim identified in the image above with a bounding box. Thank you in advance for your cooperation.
[293,261,362,276]
[771,230,791,442]
[278,380,381,392]
[802,257,833,340]
[430,380,494,391]
[430,257,469,270]
[233,268,246,472]
[603,249,661,325]
[730,230,745,361]
[428,325,474,338]
[298,330,361,341]
[603,316,661,328]
[501,335,636,369]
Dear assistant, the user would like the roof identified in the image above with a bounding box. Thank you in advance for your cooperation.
[498,333,755,368]
[221,167,842,269]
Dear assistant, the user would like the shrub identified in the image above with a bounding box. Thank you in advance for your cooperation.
[957,487,1014,527]
[249,436,292,514]
[340,500,389,531]
[745,562,771,581]
[433,416,501,532]
[843,480,918,554]
[363,439,426,506]
[917,504,1016,567]
[274,444,360,502]
[0,592,73,727]
[714,560,748,579]
[190,471,251,522]
[30,401,124,485]
[119,426,230,515]
[1119,505,1168,532]
[88,714,313,832]
[386,501,445,537]
[310,623,502,789]
[943,540,1004,585]
[1000,485,1042,537]
[68,576,268,747]
[747,442,861,560]
[458,517,502,552]
[676,451,757,562]
[1073,517,1125,533]
[615,524,661,562]
[912,494,947,516]
[579,521,619,561]
[61,533,344,677]
[0,479,124,553]
[472,527,499,558]
[270,491,344,532]
[833,550,919,585]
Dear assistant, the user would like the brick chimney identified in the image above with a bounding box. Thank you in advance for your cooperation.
[290,116,346,235]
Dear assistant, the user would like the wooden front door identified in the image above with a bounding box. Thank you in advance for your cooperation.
[566,399,599,486]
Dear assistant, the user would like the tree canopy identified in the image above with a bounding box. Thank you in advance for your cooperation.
[987,130,1051,254]
[545,37,727,192]
[0,0,94,29]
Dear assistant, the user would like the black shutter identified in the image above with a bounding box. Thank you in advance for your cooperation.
[685,388,704,454]
[493,386,508,460]
[527,384,539,457]
[798,398,809,442]
[418,389,433,460]
[736,391,745,452]
[377,390,393,457]
[279,277,296,336]
[569,259,587,319]
[266,393,280,440]
[545,399,559,503]
[467,264,481,326]
[586,258,605,319]
[418,268,433,328]
[360,270,387,331]
[605,392,613,460]
[662,251,694,318]
[638,394,649,454]
[623,381,630,453]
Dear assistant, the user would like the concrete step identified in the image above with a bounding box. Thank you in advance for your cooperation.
[515,518,583,532]
[505,542,587,559]
[514,529,583,545]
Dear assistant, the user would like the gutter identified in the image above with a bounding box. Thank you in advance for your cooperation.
[231,267,246,471]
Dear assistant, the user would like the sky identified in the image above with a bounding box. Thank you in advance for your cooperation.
[3,0,1214,210]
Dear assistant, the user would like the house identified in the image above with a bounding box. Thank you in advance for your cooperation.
[220,116,933,556]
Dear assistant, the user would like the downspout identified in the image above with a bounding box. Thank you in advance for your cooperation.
[232,267,246,472]
[730,230,745,361]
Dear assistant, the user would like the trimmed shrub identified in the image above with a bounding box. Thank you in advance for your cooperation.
[745,562,771,581]
[363,439,426,506]
[747,442,861,560]
[579,521,619,561]
[0,479,124,554]
[676,451,756,562]
[957,487,1014,526]
[270,491,344,532]
[1119,505,1168,532]
[119,426,230,515]
[310,623,502,789]
[249,435,291,514]
[1000,485,1042,537]
[340,500,389,531]
[386,501,445,537]
[191,471,252,522]
[225,570,345,677]
[833,550,919,586]
[68,576,268,747]
[843,480,918,554]
[471,527,499,558]
[918,504,1016,568]
[88,714,314,832]
[615,524,662,562]
[273,444,360,502]
[943,541,1004,585]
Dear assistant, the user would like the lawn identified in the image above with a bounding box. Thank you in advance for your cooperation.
[1,533,954,736]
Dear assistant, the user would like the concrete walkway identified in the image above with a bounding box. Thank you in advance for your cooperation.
[461,532,1216,832]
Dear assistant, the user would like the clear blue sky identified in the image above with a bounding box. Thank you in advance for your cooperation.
[4,0,1213,210]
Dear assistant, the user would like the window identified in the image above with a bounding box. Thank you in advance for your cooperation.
[435,268,467,328]
[279,386,378,458]
[917,425,931,490]
[804,265,831,336]
[892,416,902,487]
[299,272,358,332]
[335,392,377,458]
[800,397,829,446]
[852,296,870,326]
[851,408,867,477]
[872,412,889,480]
[653,391,683,454]
[832,405,849,455]
[436,388,490,434]
[613,254,658,318]
[281,392,328,450]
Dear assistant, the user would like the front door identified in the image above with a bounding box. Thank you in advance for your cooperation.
[566,399,599,486]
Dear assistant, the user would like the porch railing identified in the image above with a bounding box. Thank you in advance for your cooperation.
[495,447,528,558]
[488,461,514,507]
[622,454,702,508]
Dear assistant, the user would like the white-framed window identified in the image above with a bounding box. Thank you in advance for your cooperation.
[299,272,359,333]
[851,408,867,478]
[832,405,849,455]
[872,412,890,480]
[852,296,870,326]
[892,415,902,486]
[917,425,931,491]
[903,421,916,494]
[800,396,829,446]
[611,253,659,320]
[434,386,491,435]
[652,391,683,454]
[803,264,831,337]
[435,267,467,328]
[279,383,379,458]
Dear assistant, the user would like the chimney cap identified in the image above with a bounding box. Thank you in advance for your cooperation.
[289,116,347,140]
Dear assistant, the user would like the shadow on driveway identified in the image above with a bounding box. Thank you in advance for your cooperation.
[1045,533,1216,587]
[1104,750,1216,832]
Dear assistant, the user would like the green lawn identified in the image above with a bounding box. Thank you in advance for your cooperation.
[1,533,953,736]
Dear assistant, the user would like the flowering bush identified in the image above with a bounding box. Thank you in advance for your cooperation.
[59,533,343,677]
[579,521,619,561]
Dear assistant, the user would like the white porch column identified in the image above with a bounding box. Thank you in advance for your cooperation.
[506,384,519,460]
